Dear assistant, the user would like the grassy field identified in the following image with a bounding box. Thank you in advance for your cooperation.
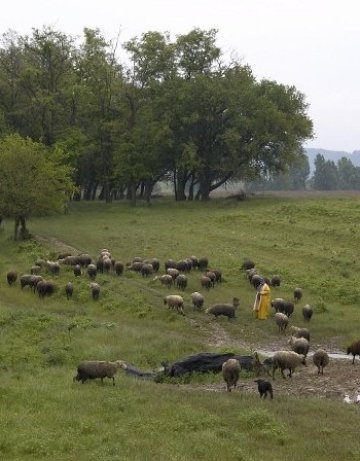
[0,194,360,461]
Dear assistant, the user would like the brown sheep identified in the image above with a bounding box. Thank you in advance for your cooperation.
[222,358,241,392]
[347,340,360,364]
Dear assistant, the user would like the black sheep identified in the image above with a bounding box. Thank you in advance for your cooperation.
[347,340,360,364]
[254,379,273,399]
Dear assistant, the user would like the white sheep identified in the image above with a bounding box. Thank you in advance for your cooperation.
[164,294,184,315]
[272,351,306,379]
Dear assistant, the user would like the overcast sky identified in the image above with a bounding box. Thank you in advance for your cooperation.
[1,0,359,152]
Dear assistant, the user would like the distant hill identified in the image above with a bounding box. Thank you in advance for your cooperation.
[305,148,360,173]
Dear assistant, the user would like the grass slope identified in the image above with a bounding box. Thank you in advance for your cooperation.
[0,195,360,461]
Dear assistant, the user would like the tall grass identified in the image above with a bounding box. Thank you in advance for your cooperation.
[0,194,360,460]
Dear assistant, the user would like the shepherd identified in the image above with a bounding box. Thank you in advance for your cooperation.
[253,277,271,320]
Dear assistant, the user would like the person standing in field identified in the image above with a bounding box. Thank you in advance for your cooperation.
[253,278,271,320]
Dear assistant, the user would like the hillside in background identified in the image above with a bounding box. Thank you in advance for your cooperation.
[306,148,360,173]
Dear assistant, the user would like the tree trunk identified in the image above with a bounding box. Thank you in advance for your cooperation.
[129,181,137,207]
[144,178,153,205]
[14,216,29,240]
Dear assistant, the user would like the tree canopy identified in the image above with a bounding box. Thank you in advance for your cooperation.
[0,134,74,239]
[0,26,314,203]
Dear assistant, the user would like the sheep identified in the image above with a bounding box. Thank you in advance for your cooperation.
[241,259,255,271]
[20,274,42,290]
[189,255,199,269]
[164,295,184,315]
[206,298,238,320]
[211,269,222,283]
[294,287,303,303]
[290,326,310,342]
[114,261,124,276]
[222,358,241,392]
[167,268,180,280]
[302,304,313,322]
[200,275,212,290]
[73,264,82,277]
[254,379,273,399]
[128,261,143,272]
[246,268,257,283]
[65,282,73,300]
[141,263,154,277]
[272,351,306,379]
[191,292,204,310]
[271,275,281,287]
[73,360,125,385]
[274,312,289,332]
[46,260,60,275]
[283,301,294,317]
[205,271,217,287]
[90,282,100,300]
[153,274,173,288]
[288,336,310,359]
[30,275,44,291]
[150,258,160,273]
[347,340,360,364]
[164,259,177,271]
[87,264,97,280]
[30,265,41,275]
[176,259,190,272]
[175,274,187,290]
[102,258,112,273]
[312,349,329,374]
[251,274,263,289]
[197,257,209,271]
[37,280,55,298]
[6,270,17,285]
[77,254,92,267]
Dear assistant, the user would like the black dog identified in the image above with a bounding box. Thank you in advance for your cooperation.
[254,379,273,399]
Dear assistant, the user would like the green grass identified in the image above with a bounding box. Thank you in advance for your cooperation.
[1,194,360,460]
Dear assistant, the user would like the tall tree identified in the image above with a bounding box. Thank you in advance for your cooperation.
[312,154,339,190]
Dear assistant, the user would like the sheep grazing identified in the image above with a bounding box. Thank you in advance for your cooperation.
[175,274,187,290]
[206,298,238,320]
[272,351,306,379]
[37,280,55,298]
[254,379,273,399]
[271,275,281,287]
[153,274,173,288]
[166,268,180,281]
[141,263,154,277]
[90,282,100,300]
[20,274,43,290]
[197,257,209,271]
[200,275,212,290]
[114,261,124,276]
[87,264,97,280]
[290,326,310,342]
[46,260,60,275]
[222,358,241,392]
[176,259,191,272]
[241,259,255,271]
[302,304,313,322]
[347,340,360,364]
[246,268,257,283]
[164,294,184,315]
[211,269,222,283]
[312,349,329,374]
[6,270,17,285]
[73,360,125,385]
[73,264,82,277]
[30,265,41,275]
[294,287,303,303]
[191,292,204,310]
[251,274,263,290]
[271,297,286,313]
[150,258,160,273]
[189,255,199,269]
[205,271,216,287]
[77,254,92,267]
[288,336,310,359]
[274,312,289,333]
[164,259,177,271]
[65,282,73,300]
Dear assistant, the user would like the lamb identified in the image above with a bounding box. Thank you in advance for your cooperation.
[222,358,241,392]
[312,349,329,374]
[65,282,73,300]
[191,292,204,310]
[206,298,239,320]
[302,304,313,322]
[164,294,184,315]
[294,287,303,303]
[87,264,97,280]
[175,274,188,290]
[288,336,310,359]
[347,340,360,364]
[254,379,273,399]
[272,351,306,379]
[6,270,17,285]
[73,360,125,385]
[290,326,310,342]
[274,312,289,332]
[90,282,100,300]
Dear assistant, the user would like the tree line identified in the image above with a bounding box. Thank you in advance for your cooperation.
[0,26,313,206]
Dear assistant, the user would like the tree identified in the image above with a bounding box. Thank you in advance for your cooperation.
[0,134,74,239]
[337,157,360,190]
[312,154,339,190]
